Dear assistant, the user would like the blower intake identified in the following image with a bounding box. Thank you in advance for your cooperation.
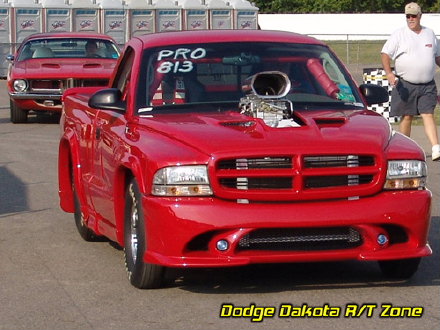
[239,71,298,128]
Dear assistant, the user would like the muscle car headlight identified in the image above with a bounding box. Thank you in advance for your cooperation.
[13,79,28,92]
[152,165,213,196]
[384,160,427,190]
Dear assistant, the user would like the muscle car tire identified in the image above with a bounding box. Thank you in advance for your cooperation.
[378,257,421,279]
[73,180,98,241]
[124,179,164,289]
[10,100,28,124]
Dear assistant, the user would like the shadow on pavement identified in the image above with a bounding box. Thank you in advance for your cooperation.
[0,165,29,215]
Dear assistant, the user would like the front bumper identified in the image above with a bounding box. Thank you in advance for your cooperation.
[141,190,432,267]
[9,92,62,111]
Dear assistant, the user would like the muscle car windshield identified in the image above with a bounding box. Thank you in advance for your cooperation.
[17,38,120,60]
[138,42,364,112]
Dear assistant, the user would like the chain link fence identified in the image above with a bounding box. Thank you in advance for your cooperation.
[314,35,440,87]
[325,39,385,84]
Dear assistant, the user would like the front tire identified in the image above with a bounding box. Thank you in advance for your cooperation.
[378,257,421,279]
[73,179,98,241]
[124,178,164,289]
[10,100,28,123]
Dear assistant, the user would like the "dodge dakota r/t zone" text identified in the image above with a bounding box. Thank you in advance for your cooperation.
[58,30,432,289]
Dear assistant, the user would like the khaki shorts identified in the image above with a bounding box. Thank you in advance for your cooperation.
[390,79,437,116]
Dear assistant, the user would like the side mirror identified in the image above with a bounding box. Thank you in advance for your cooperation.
[359,83,389,105]
[6,54,14,62]
[88,88,126,111]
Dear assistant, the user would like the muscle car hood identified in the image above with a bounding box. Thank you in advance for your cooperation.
[11,58,116,79]
[139,109,392,157]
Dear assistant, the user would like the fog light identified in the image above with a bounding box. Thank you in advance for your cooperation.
[377,234,388,245]
[216,239,229,251]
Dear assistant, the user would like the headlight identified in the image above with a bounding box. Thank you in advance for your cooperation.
[384,160,427,190]
[13,79,28,92]
[152,165,213,196]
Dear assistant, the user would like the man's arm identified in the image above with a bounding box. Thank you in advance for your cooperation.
[435,56,440,67]
[381,52,397,86]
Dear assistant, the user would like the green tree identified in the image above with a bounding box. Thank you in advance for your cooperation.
[253,0,440,13]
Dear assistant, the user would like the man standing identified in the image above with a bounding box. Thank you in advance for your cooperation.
[381,2,440,161]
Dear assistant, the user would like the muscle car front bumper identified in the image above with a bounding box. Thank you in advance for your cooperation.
[9,92,62,111]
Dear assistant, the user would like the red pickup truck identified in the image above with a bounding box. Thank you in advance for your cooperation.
[59,30,432,289]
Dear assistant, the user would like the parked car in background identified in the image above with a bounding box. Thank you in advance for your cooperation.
[59,29,432,289]
[7,32,120,123]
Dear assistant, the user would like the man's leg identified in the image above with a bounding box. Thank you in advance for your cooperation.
[421,113,440,161]
[420,113,439,146]
[399,115,414,137]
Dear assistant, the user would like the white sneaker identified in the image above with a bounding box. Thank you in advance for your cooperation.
[432,144,440,161]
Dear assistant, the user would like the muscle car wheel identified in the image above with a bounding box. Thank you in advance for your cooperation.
[124,179,164,289]
[10,100,28,124]
[378,257,421,279]
[73,180,98,241]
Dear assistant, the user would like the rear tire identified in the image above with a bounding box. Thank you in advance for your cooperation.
[10,100,28,123]
[378,257,421,279]
[124,178,164,289]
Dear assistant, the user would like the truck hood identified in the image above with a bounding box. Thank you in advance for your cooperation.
[11,58,116,79]
[138,109,391,157]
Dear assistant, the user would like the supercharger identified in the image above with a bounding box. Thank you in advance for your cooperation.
[239,71,300,128]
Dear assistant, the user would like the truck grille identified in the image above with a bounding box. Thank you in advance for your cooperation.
[214,154,379,201]
[238,227,362,251]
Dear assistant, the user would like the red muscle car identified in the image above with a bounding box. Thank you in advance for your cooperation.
[7,32,120,123]
[58,30,432,289]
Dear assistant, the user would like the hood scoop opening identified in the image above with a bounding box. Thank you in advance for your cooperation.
[83,63,102,68]
[314,117,346,127]
[41,63,60,69]
[220,120,256,129]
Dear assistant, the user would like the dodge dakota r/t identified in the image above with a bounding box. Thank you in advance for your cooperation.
[58,30,432,289]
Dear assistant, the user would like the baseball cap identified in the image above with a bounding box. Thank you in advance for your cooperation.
[405,2,422,15]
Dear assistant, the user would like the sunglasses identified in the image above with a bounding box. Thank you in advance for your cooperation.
[406,14,418,19]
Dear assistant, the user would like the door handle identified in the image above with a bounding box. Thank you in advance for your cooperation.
[95,127,101,140]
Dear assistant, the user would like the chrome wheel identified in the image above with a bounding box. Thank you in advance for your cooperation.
[129,190,139,264]
[124,178,164,289]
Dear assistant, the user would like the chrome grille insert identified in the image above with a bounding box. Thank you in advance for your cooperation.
[218,157,292,170]
[220,177,292,189]
[305,175,373,188]
[304,155,374,168]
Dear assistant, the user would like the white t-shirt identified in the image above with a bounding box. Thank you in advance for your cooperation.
[381,25,440,83]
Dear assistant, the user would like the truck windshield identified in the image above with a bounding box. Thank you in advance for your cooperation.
[138,42,364,112]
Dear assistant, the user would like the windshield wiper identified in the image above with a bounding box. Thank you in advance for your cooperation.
[291,100,364,109]
[139,101,240,114]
